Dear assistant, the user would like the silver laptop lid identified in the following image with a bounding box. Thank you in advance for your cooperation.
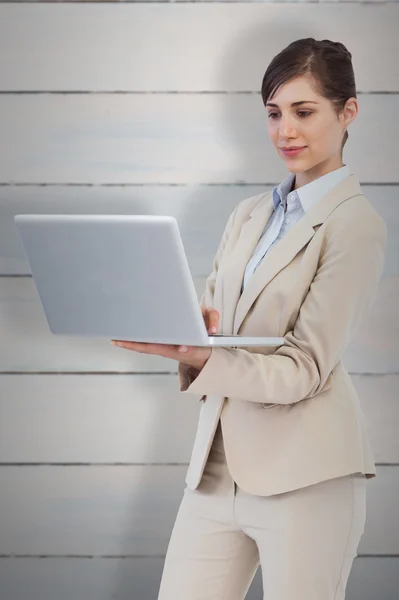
[14,214,210,345]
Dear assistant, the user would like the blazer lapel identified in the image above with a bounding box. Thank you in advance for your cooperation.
[221,174,364,335]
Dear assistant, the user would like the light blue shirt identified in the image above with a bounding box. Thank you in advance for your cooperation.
[242,165,351,292]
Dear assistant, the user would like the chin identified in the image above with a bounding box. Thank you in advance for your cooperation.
[285,162,308,173]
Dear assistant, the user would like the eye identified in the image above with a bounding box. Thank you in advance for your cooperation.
[297,111,312,117]
[267,111,312,119]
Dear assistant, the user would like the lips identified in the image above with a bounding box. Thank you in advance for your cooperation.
[280,146,306,151]
[279,146,307,157]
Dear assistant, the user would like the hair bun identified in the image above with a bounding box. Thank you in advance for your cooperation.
[323,39,352,61]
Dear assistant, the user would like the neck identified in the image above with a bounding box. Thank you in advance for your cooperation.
[293,158,344,190]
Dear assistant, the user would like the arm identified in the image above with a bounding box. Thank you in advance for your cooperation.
[179,212,387,405]
[177,202,241,389]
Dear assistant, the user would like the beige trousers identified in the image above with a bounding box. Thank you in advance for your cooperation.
[158,422,367,600]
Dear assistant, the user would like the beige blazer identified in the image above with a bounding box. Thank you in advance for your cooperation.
[178,173,387,496]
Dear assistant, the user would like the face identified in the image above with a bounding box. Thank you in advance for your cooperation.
[266,75,358,186]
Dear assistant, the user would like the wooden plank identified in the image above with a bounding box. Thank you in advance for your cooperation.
[352,375,399,464]
[0,465,397,556]
[0,185,258,277]
[0,375,200,463]
[0,276,204,373]
[0,276,397,373]
[0,94,398,184]
[0,4,398,91]
[1,0,395,3]
[1,184,397,277]
[0,557,397,600]
[0,374,397,464]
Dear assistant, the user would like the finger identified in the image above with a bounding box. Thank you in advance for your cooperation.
[200,306,209,330]
[201,307,219,333]
[116,339,196,354]
[112,341,161,353]
[208,309,219,333]
[111,340,145,350]
[177,345,191,353]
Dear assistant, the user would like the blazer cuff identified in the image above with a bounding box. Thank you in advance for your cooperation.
[177,361,202,391]
[178,347,228,395]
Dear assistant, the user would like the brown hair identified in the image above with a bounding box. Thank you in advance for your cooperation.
[261,38,356,153]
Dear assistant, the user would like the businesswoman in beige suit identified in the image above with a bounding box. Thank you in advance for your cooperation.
[112,38,387,599]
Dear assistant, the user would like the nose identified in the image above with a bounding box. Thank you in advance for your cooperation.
[278,114,297,139]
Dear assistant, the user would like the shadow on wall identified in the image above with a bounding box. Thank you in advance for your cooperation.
[111,17,311,600]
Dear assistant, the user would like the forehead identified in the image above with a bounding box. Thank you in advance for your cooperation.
[267,76,323,106]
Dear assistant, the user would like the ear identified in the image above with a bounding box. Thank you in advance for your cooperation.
[341,97,358,128]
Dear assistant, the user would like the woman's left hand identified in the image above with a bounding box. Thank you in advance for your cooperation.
[111,339,212,371]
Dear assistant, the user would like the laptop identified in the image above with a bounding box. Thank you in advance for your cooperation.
[13,214,285,348]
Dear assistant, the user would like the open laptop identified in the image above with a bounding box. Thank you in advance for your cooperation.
[14,214,285,348]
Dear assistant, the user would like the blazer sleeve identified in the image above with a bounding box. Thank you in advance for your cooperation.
[179,211,388,405]
[177,202,241,389]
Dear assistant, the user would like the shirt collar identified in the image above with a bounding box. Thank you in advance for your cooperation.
[273,165,352,213]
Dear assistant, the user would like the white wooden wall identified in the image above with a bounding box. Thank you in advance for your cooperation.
[0,2,398,599]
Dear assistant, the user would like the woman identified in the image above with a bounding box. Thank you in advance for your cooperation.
[112,38,387,599]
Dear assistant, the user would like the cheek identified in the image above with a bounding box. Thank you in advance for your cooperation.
[267,122,278,142]
[307,117,337,145]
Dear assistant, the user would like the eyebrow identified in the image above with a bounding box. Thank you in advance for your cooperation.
[266,101,319,107]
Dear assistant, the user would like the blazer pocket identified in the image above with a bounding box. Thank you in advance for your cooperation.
[261,402,278,409]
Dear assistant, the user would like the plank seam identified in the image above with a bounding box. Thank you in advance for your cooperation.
[0,462,190,466]
[0,90,398,95]
[1,182,398,188]
[0,554,396,559]
[0,462,397,467]
[0,370,398,375]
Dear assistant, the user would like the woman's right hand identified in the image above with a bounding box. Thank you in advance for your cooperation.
[201,307,220,334]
